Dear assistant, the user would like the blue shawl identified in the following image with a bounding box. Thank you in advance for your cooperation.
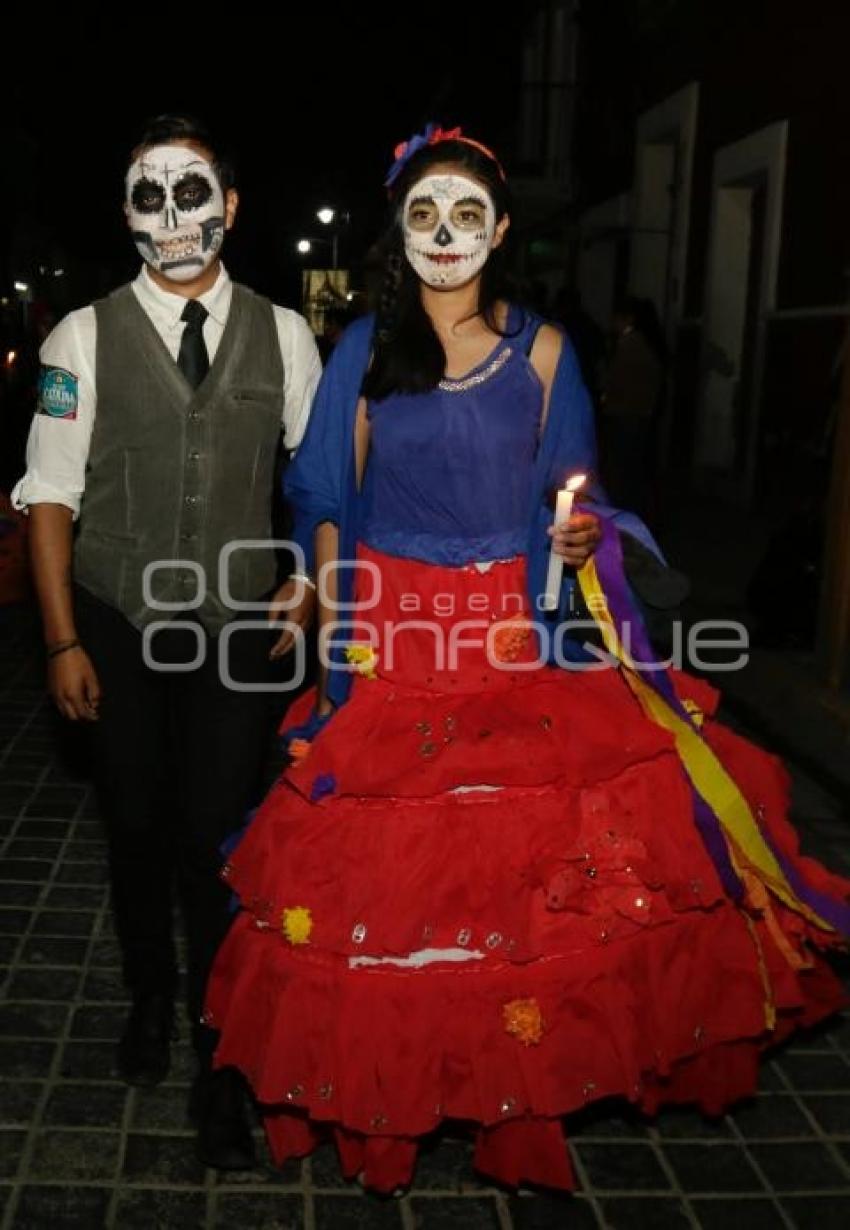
[284,310,660,709]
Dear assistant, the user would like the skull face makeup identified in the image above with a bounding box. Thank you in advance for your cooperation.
[403,174,497,289]
[126,144,226,282]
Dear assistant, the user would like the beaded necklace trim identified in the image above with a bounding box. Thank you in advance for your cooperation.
[439,346,512,393]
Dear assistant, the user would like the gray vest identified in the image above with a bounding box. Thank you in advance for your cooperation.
[74,282,284,634]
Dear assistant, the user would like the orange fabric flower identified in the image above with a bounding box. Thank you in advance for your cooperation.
[289,738,311,764]
[503,997,545,1046]
[492,616,532,663]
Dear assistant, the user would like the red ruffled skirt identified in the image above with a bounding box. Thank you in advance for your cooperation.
[206,546,849,1192]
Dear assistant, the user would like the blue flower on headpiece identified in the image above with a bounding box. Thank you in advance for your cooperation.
[384,122,438,188]
[384,122,463,189]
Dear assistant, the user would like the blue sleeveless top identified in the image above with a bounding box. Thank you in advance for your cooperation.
[360,311,543,566]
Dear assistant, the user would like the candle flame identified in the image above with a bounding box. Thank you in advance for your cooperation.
[565,473,587,493]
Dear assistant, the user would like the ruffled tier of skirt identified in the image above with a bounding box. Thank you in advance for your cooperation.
[206,547,849,1191]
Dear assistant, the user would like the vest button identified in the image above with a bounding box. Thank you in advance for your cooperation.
[185,494,199,506]
[189,410,202,421]
[180,532,197,543]
[188,450,201,462]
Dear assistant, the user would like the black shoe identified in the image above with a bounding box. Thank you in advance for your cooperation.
[191,1066,256,1171]
[116,991,174,1087]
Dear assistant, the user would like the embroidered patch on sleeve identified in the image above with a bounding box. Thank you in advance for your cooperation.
[37,366,79,420]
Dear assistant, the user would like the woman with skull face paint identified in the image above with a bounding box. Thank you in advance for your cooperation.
[206,127,850,1193]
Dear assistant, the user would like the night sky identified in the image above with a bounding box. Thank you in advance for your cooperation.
[3,9,528,309]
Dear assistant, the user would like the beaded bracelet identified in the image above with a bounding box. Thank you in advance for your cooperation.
[289,572,317,592]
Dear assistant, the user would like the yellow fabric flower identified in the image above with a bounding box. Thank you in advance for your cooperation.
[281,906,313,945]
[503,997,545,1046]
[344,644,379,679]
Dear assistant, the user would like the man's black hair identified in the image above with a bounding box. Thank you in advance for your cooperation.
[130,114,236,190]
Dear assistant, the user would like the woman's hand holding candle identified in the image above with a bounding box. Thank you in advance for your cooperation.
[543,473,597,611]
[548,509,601,567]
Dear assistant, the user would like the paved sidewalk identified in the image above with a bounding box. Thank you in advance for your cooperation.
[2,603,850,1230]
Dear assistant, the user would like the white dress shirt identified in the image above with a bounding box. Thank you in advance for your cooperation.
[12,264,322,518]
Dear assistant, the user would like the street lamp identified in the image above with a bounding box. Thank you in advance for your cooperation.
[316,207,346,269]
[13,280,31,327]
[296,236,338,267]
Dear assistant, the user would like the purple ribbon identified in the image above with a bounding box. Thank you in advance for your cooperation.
[592,518,850,933]
[591,520,743,900]
[753,807,850,934]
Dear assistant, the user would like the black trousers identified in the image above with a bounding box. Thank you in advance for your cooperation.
[75,586,279,1055]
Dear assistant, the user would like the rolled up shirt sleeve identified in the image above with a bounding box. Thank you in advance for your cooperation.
[10,307,97,519]
[273,306,322,450]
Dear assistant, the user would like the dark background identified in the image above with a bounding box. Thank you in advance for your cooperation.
[1,8,529,310]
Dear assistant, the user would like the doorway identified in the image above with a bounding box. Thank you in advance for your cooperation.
[696,121,788,496]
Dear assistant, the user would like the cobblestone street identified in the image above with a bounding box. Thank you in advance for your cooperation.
[2,604,850,1230]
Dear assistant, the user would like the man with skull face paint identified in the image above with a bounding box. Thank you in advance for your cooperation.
[126,143,229,279]
[202,124,850,1195]
[13,114,321,1170]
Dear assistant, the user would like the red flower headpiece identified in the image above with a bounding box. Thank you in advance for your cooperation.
[384,122,506,191]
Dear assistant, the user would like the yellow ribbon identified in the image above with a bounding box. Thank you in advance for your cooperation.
[743,912,778,1031]
[577,557,833,934]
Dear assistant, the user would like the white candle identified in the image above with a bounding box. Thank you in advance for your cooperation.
[543,473,587,611]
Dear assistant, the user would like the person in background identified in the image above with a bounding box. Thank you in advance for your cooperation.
[318,305,354,363]
[551,284,606,407]
[600,294,666,515]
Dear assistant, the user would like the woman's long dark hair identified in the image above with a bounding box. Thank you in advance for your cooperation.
[362,139,515,401]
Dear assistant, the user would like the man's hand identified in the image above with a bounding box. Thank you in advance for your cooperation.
[268,576,316,660]
[548,511,602,567]
[48,647,101,721]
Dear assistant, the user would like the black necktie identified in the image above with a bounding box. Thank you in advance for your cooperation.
[178,300,209,390]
